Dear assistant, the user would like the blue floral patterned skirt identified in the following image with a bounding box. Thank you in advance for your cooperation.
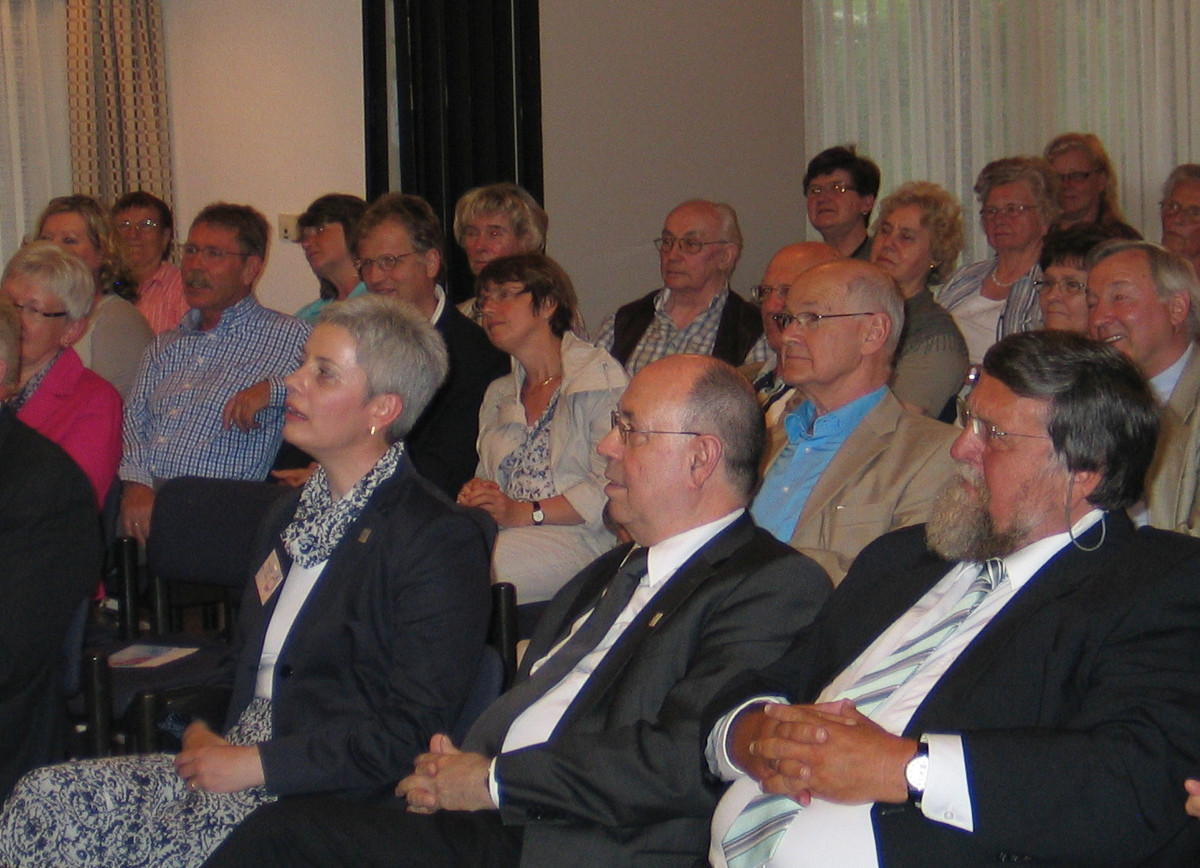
[0,698,274,868]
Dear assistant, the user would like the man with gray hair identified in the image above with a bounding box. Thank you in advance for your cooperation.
[596,199,769,375]
[0,296,100,798]
[1087,237,1200,533]
[706,329,1200,866]
[750,259,958,584]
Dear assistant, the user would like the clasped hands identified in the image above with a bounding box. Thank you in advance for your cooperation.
[397,733,496,814]
[729,699,917,806]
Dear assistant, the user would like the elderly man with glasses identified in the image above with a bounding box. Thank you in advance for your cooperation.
[595,199,768,375]
[749,258,958,586]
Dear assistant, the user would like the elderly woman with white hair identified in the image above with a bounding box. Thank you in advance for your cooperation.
[0,294,493,868]
[0,241,122,507]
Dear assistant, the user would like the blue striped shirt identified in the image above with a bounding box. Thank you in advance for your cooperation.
[120,295,310,487]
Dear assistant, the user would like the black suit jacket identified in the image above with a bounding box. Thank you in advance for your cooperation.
[708,515,1200,865]
[0,408,101,798]
[221,456,493,801]
[406,303,508,498]
[491,515,831,867]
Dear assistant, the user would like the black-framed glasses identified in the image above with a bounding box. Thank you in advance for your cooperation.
[751,284,788,304]
[980,203,1039,220]
[805,183,858,197]
[474,286,531,314]
[116,218,161,233]
[355,252,415,274]
[771,311,876,332]
[957,399,1050,446]
[610,410,702,445]
[181,244,250,262]
[652,235,730,255]
[1033,277,1086,296]
[13,301,68,319]
[1058,170,1099,185]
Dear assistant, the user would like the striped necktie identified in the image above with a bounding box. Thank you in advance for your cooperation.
[721,558,1006,868]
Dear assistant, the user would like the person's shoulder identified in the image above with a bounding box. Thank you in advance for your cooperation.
[0,411,92,494]
[561,333,629,392]
[246,300,311,335]
[73,362,122,410]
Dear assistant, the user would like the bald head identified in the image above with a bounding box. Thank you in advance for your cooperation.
[779,259,904,413]
[600,354,764,545]
[759,243,843,355]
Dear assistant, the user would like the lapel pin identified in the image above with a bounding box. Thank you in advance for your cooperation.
[648,612,663,628]
[358,528,372,543]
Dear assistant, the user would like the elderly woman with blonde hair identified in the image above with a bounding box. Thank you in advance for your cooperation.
[869,181,969,418]
[34,194,152,397]
[1043,132,1140,238]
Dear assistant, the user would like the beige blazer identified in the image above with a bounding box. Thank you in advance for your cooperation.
[1145,344,1200,534]
[766,389,959,585]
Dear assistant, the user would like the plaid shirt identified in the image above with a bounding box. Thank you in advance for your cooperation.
[120,295,310,487]
[595,288,770,376]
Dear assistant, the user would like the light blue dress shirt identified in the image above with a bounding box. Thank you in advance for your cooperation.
[750,386,887,541]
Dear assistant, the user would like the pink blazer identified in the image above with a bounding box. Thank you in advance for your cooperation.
[18,348,123,507]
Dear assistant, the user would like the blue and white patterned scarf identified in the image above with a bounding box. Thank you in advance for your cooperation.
[281,441,405,567]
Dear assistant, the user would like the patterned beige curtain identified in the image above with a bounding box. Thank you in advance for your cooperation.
[65,0,173,205]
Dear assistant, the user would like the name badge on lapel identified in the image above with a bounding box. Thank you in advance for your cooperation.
[255,550,284,605]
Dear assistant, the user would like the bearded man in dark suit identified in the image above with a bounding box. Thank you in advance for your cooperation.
[707,330,1200,867]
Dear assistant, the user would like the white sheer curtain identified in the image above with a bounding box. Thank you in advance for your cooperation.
[0,0,72,261]
[803,0,1200,263]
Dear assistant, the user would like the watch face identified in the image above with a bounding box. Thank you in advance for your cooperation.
[905,754,929,793]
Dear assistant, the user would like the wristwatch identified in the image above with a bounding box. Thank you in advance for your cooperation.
[531,501,546,526]
[904,735,930,806]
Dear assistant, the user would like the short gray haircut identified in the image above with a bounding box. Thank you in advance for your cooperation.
[974,156,1061,228]
[1086,239,1200,336]
[316,294,449,442]
[677,356,765,501]
[0,296,19,391]
[1163,164,1200,200]
[2,241,96,321]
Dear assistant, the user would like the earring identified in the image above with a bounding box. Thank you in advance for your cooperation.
[370,425,377,437]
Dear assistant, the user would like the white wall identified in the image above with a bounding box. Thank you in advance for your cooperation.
[539,2,806,330]
[162,0,364,315]
[161,1,804,328]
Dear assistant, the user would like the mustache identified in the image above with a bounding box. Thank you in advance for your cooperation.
[184,272,210,289]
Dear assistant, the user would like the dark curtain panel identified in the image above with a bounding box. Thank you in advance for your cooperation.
[363,0,543,302]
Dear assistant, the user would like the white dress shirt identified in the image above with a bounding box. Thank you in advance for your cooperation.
[254,558,328,699]
[708,510,1104,868]
[486,509,744,802]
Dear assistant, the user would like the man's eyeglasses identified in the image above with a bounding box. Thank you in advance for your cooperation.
[652,235,730,255]
[299,224,335,242]
[751,284,788,304]
[805,183,858,197]
[1033,277,1086,296]
[980,204,1039,220]
[474,286,531,314]
[355,252,415,274]
[13,301,68,319]
[116,218,161,234]
[610,410,702,445]
[1058,170,1099,185]
[771,311,875,332]
[181,244,250,262]
[957,399,1050,446]
[1161,200,1200,225]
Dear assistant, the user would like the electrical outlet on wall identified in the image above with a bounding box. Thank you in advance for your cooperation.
[279,214,301,242]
